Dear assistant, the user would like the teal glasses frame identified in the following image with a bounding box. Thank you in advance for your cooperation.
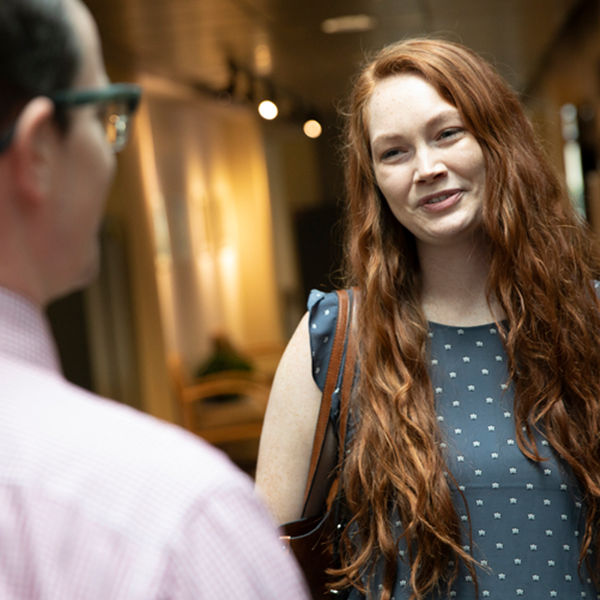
[0,83,142,154]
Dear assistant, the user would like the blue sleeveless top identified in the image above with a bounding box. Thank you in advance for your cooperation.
[308,289,599,600]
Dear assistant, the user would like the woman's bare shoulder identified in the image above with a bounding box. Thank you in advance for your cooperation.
[255,313,323,524]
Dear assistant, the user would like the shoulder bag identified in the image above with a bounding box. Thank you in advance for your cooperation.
[280,289,358,599]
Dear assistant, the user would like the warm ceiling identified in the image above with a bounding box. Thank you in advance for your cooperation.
[84,0,581,119]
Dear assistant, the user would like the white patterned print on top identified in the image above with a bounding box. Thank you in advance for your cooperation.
[307,290,600,599]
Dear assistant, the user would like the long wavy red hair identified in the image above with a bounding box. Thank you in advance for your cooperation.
[334,38,600,599]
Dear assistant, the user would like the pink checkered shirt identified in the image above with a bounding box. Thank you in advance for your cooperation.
[0,287,309,600]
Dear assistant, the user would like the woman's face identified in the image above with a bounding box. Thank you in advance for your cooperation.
[367,73,487,250]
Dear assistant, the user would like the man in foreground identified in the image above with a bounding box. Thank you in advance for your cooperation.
[0,0,308,597]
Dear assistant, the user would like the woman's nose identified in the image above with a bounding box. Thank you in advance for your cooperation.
[414,147,447,183]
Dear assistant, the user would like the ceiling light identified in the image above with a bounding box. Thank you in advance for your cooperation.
[321,15,378,34]
[303,119,322,139]
[258,100,278,120]
[254,44,273,76]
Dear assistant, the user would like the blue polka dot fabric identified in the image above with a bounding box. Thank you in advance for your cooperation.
[308,289,599,600]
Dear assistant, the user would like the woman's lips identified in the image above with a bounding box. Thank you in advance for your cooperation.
[419,190,463,212]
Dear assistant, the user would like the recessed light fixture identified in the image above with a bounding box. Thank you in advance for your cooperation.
[303,119,322,139]
[321,15,378,34]
[254,44,272,76]
[258,100,278,120]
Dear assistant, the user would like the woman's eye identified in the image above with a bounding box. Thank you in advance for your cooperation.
[439,128,462,140]
[381,148,402,160]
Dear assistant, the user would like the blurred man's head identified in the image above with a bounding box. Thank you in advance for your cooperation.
[0,0,140,306]
[0,0,81,131]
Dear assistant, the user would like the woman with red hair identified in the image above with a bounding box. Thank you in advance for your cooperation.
[256,38,600,600]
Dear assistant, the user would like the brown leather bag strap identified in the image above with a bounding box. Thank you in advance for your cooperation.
[301,289,350,513]
[338,289,359,455]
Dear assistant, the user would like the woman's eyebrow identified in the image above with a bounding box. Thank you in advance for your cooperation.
[427,108,461,127]
[371,132,405,147]
[371,108,461,148]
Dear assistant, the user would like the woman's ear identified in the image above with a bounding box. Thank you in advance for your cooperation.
[9,97,60,207]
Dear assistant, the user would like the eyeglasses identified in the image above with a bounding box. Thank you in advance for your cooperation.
[0,83,142,154]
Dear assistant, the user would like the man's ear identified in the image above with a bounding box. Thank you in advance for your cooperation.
[9,97,61,207]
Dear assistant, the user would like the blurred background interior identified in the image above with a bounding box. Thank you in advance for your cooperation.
[48,0,600,475]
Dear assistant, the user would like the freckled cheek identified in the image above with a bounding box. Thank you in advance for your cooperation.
[459,144,486,179]
[375,172,412,210]
[377,190,412,226]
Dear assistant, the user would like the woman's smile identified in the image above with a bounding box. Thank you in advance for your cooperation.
[418,188,463,211]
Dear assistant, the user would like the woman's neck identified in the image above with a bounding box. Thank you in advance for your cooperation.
[417,233,503,327]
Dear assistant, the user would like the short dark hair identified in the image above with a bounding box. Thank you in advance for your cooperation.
[0,0,81,129]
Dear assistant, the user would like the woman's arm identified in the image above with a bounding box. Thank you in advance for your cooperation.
[255,312,323,524]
